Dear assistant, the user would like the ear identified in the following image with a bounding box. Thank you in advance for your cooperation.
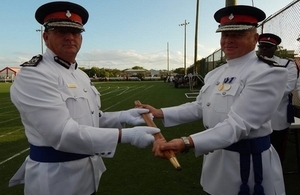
[43,32,48,42]
[253,33,259,43]
[251,33,259,47]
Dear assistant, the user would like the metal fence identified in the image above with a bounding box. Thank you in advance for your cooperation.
[195,0,300,79]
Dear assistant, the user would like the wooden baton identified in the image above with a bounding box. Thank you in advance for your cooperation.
[134,100,182,170]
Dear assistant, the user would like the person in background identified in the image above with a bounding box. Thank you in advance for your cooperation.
[257,33,298,163]
[9,2,159,195]
[295,35,300,103]
[139,5,288,195]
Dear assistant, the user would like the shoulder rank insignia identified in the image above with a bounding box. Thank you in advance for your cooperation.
[257,55,281,67]
[21,55,43,67]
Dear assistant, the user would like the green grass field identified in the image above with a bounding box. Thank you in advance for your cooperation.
[0,81,300,195]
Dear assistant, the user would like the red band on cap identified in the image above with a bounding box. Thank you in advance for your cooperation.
[220,14,258,24]
[259,37,278,45]
[44,12,82,24]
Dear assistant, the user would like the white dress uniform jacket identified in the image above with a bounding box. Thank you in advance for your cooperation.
[9,49,124,195]
[270,56,297,130]
[161,51,287,195]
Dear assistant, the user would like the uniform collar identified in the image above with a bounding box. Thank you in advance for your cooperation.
[226,50,256,67]
[54,56,78,69]
[45,48,78,69]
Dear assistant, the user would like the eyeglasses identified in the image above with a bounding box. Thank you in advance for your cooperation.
[258,44,274,49]
[47,28,83,36]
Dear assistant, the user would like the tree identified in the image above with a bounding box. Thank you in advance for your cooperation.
[275,46,295,59]
[132,66,144,70]
[173,67,185,74]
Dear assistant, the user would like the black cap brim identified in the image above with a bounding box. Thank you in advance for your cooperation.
[35,1,89,25]
[214,5,266,32]
[258,33,282,45]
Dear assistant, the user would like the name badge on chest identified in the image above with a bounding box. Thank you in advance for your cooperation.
[67,84,77,88]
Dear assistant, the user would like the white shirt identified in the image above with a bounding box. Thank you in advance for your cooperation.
[270,56,297,130]
[161,51,287,195]
[9,49,123,195]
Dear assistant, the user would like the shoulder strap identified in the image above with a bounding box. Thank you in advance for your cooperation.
[20,55,43,67]
[283,59,291,67]
[257,55,281,67]
[286,58,299,78]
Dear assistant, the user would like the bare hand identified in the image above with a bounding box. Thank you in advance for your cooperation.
[136,103,164,118]
[152,138,185,158]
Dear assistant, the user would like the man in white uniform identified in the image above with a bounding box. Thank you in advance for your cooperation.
[141,5,288,195]
[9,2,160,195]
[257,33,298,163]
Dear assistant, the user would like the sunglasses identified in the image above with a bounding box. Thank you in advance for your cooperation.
[47,28,83,35]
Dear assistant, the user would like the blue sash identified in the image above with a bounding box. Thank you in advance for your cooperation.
[30,144,91,162]
[225,135,270,195]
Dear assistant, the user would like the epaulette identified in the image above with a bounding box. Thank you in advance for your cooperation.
[20,55,43,67]
[257,55,281,67]
[282,58,294,67]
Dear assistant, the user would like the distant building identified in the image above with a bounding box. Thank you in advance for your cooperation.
[124,69,147,76]
[0,67,20,80]
[149,69,160,77]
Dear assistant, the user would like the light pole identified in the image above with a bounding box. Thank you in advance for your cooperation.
[36,26,44,54]
[194,0,200,74]
[167,42,170,75]
[179,20,189,75]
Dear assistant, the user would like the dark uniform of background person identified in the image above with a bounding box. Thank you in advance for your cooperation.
[257,33,298,163]
[139,5,288,195]
[8,2,160,195]
[296,35,300,102]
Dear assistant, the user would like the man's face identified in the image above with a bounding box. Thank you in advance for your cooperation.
[257,43,277,58]
[220,30,258,60]
[43,27,83,62]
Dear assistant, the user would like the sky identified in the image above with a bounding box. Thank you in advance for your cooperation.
[0,0,296,71]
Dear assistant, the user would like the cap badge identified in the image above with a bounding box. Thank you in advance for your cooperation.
[229,13,234,20]
[66,10,71,18]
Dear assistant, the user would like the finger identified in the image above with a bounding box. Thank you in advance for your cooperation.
[136,108,150,114]
[159,142,178,152]
[145,127,160,134]
[152,139,166,153]
[154,145,167,158]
